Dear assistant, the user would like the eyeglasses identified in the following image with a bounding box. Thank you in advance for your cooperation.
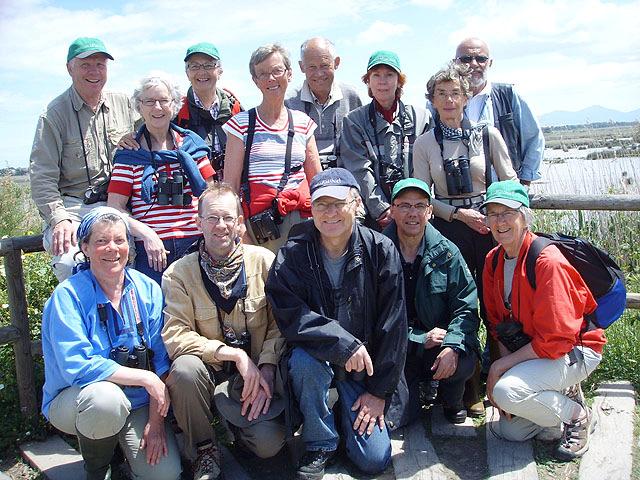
[457,55,490,64]
[201,215,237,226]
[485,210,519,223]
[187,62,218,71]
[140,98,173,107]
[255,66,287,81]
[393,202,429,213]
[434,90,463,101]
[312,199,355,212]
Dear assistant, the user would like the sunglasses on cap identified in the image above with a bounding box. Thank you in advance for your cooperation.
[457,55,490,64]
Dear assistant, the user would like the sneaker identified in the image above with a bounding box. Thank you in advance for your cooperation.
[194,444,222,480]
[554,407,594,460]
[296,449,337,480]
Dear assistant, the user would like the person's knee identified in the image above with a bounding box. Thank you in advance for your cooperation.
[491,376,528,412]
[239,422,286,458]
[166,355,208,391]
[289,348,331,383]
[130,456,182,480]
[76,382,130,439]
[348,440,391,474]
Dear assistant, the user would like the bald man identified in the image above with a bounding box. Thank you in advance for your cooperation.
[286,37,362,170]
[454,37,544,187]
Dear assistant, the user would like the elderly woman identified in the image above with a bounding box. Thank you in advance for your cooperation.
[108,75,215,284]
[41,207,181,480]
[481,180,606,460]
[339,50,431,230]
[223,44,322,253]
[414,62,517,307]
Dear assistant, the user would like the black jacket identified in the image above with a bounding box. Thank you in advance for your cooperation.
[266,220,407,400]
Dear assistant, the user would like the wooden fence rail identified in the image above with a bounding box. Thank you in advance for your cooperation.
[1,195,640,418]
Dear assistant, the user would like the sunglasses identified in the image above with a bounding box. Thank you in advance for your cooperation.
[457,55,490,64]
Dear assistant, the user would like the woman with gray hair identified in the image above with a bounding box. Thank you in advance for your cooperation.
[108,74,215,284]
[41,207,181,480]
[223,44,321,253]
[481,180,605,460]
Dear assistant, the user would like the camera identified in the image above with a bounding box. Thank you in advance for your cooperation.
[157,170,192,206]
[379,163,404,199]
[444,156,473,195]
[211,151,225,180]
[496,320,531,353]
[319,154,338,170]
[110,344,152,371]
[223,330,252,375]
[83,179,110,205]
[248,203,282,244]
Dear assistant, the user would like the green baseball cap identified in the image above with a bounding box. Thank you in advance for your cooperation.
[367,50,401,73]
[480,180,530,210]
[67,37,113,62]
[391,178,432,202]
[184,42,220,62]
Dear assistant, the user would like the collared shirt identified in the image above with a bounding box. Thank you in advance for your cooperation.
[192,90,221,152]
[465,81,493,124]
[41,268,171,418]
[29,86,138,226]
[399,236,425,326]
[286,81,362,157]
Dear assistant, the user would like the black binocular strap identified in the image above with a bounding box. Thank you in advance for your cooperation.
[75,108,111,186]
[482,125,493,190]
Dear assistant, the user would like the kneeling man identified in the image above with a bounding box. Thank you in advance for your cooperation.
[385,178,480,424]
[266,168,407,479]
[162,183,286,480]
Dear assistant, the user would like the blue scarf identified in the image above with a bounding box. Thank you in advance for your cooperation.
[113,123,211,203]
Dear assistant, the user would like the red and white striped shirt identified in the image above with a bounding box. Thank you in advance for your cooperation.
[108,130,214,240]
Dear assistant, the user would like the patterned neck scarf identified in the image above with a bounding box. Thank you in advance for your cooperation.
[199,239,244,299]
[439,120,463,140]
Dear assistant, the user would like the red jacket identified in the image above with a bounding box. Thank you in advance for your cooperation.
[483,231,606,359]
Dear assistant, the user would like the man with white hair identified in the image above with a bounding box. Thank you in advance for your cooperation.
[29,37,138,281]
[454,37,544,186]
[286,37,362,170]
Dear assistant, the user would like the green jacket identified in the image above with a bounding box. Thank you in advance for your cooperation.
[386,222,480,355]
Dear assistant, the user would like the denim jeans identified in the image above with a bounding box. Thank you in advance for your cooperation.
[288,347,391,474]
[134,235,199,285]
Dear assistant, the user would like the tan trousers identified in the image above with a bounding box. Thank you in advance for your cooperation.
[166,355,285,459]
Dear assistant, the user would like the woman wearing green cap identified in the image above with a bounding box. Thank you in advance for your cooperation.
[339,50,432,230]
[481,180,605,461]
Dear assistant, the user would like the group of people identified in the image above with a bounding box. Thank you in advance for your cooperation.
[31,34,604,480]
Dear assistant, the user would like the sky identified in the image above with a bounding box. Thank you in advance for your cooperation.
[1,0,639,168]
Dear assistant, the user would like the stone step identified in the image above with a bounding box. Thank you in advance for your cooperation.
[578,381,635,480]
[19,435,84,480]
[485,406,539,480]
[430,405,478,437]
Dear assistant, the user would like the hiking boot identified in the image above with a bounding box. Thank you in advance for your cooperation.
[296,449,336,480]
[465,400,486,418]
[554,407,595,460]
[194,443,222,480]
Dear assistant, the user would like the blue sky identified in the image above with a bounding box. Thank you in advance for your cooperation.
[1,0,639,168]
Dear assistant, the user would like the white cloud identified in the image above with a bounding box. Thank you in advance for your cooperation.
[356,21,412,45]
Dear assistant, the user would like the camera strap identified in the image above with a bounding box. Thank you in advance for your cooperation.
[75,107,112,186]
[241,108,295,215]
[481,125,493,190]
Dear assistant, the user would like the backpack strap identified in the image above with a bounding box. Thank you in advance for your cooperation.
[482,125,492,190]
[524,237,553,289]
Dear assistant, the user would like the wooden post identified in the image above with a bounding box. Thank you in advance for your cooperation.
[4,243,38,417]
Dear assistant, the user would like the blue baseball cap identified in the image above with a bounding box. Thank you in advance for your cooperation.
[310,168,360,202]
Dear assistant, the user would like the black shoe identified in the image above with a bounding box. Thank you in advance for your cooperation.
[296,449,337,480]
[443,407,467,424]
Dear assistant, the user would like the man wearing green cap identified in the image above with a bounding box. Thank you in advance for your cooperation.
[339,50,431,230]
[119,42,243,181]
[385,178,480,424]
[29,37,138,281]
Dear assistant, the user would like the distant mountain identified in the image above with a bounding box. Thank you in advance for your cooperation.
[539,106,640,127]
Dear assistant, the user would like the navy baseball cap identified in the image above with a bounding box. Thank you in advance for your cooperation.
[310,168,360,202]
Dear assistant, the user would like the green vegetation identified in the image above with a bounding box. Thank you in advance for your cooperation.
[542,122,638,150]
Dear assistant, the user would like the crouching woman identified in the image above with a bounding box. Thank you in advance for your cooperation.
[481,181,606,461]
[40,207,181,480]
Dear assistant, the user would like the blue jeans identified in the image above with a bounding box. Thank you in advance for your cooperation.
[288,347,391,474]
[134,236,199,285]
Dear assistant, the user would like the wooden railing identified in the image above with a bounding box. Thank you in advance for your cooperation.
[1,195,640,418]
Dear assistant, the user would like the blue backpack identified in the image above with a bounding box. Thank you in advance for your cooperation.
[492,232,627,329]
